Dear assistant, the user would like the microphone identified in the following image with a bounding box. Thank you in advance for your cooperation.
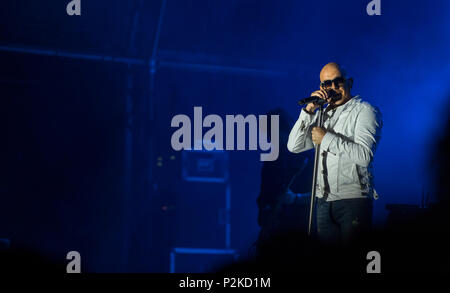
[298,90,340,106]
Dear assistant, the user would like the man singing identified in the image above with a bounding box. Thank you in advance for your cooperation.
[287,62,382,246]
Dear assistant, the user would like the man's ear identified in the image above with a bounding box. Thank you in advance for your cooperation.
[347,78,353,89]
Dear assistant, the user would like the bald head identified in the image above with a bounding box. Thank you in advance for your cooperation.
[317,62,352,107]
[320,62,347,82]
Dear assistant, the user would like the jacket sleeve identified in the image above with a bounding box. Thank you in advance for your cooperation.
[287,109,316,153]
[320,105,382,167]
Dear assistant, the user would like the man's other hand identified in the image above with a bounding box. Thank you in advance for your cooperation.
[312,127,326,144]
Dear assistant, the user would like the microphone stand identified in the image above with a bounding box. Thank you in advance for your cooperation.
[307,101,326,236]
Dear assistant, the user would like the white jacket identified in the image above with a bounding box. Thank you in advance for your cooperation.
[287,96,382,201]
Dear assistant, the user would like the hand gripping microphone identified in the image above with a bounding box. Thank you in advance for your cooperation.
[298,89,340,106]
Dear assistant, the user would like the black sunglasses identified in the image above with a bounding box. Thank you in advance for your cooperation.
[321,77,346,89]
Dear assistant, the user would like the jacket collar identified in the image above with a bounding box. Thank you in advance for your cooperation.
[326,94,361,114]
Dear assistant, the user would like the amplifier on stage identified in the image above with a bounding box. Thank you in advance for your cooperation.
[174,142,232,248]
[182,144,229,183]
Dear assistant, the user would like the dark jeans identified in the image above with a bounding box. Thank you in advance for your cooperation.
[316,197,373,247]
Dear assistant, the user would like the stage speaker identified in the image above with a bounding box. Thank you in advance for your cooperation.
[172,149,231,248]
